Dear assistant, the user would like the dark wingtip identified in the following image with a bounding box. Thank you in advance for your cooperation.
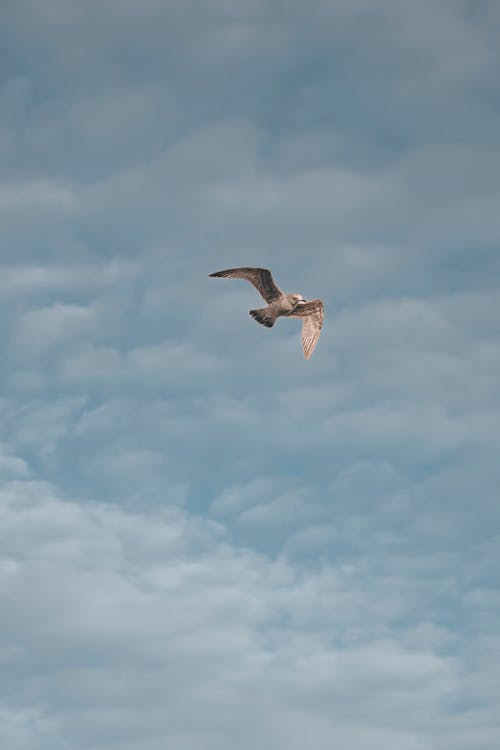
[209,271,221,277]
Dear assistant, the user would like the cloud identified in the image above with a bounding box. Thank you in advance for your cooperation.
[1,1,499,748]
[0,260,137,297]
[0,444,29,477]
[2,472,497,750]
[0,179,78,214]
[13,303,99,355]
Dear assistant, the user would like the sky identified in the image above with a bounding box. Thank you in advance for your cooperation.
[1,1,500,748]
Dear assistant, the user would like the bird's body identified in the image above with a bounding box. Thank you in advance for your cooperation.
[209,267,324,359]
[248,291,305,328]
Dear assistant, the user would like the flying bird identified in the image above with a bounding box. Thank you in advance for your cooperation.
[209,267,324,359]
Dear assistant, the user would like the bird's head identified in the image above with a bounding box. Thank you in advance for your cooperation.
[290,293,307,307]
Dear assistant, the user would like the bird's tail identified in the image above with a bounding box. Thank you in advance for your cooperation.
[250,308,275,328]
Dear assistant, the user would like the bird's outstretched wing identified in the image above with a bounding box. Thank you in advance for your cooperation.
[289,300,324,359]
[209,267,284,303]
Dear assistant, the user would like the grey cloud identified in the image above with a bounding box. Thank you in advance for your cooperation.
[0,179,79,214]
[0,260,137,298]
[0,443,30,477]
[12,302,100,356]
[1,474,497,750]
[1,1,499,748]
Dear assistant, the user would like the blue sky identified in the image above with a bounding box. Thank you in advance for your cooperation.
[1,1,500,748]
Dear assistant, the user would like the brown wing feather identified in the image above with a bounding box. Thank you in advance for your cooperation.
[289,300,324,359]
[209,267,284,303]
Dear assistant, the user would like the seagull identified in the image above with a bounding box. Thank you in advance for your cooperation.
[209,267,324,359]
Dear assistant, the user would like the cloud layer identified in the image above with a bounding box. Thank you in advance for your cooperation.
[2,474,499,750]
[1,1,499,748]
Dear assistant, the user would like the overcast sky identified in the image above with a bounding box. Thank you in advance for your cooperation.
[1,1,500,749]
